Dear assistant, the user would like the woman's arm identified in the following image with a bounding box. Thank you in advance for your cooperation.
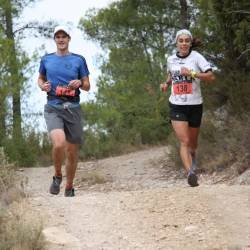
[181,67,215,82]
[194,70,215,82]
[160,73,172,92]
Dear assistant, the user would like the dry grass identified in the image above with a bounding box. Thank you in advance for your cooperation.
[75,170,109,187]
[166,111,250,177]
[0,201,45,250]
[0,147,26,207]
[0,147,46,250]
[0,148,16,194]
[166,132,183,170]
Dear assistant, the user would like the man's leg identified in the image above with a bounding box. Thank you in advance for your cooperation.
[50,129,66,177]
[62,106,82,196]
[48,129,66,194]
[65,142,79,189]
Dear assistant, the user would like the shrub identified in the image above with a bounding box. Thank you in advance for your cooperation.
[167,109,250,175]
[0,148,45,250]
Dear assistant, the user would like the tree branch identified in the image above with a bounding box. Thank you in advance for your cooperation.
[227,10,250,15]
[13,24,39,34]
[237,48,250,60]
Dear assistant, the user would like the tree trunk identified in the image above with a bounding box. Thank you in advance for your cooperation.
[179,0,189,29]
[0,98,6,145]
[4,0,22,140]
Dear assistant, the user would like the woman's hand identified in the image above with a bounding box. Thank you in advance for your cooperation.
[181,67,215,82]
[180,67,191,77]
[160,82,169,92]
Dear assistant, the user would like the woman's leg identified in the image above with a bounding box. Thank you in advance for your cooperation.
[189,127,199,153]
[188,127,200,169]
[171,120,199,186]
[188,104,202,163]
[171,120,192,172]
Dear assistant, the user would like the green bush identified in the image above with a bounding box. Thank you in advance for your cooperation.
[2,130,51,168]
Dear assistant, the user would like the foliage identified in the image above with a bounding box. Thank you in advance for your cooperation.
[0,0,56,166]
[77,0,250,173]
[2,127,51,167]
[0,0,249,169]
[78,0,193,155]
[194,0,250,70]
[194,0,250,115]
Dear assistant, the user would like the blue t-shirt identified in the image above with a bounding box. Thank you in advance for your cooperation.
[39,52,89,105]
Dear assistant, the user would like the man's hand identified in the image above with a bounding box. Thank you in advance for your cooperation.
[40,81,51,92]
[68,80,82,89]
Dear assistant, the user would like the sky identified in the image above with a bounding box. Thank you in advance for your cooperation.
[20,0,114,131]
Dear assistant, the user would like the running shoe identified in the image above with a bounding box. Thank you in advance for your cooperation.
[49,176,62,195]
[187,170,199,187]
[64,187,75,197]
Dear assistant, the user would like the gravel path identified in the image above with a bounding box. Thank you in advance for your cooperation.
[23,146,250,250]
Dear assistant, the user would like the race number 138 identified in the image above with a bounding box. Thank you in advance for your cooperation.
[173,82,192,95]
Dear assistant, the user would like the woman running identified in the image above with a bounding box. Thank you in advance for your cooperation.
[161,29,215,187]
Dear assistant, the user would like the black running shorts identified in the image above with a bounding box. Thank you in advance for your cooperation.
[44,104,83,144]
[169,102,203,128]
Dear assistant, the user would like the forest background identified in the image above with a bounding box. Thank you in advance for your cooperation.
[0,0,249,172]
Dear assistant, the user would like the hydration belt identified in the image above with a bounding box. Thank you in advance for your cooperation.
[47,95,80,103]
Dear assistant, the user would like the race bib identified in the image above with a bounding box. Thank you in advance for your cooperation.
[173,82,192,95]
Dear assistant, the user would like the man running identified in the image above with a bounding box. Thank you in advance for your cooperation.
[37,25,90,196]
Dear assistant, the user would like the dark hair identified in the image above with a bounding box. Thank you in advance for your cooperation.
[191,37,202,49]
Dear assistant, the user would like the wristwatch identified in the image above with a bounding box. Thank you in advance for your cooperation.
[191,71,198,78]
[79,81,83,88]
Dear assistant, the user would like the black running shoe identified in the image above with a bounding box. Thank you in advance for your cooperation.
[187,171,199,187]
[64,187,75,197]
[49,176,62,195]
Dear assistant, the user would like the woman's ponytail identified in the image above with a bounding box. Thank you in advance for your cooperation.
[191,37,202,49]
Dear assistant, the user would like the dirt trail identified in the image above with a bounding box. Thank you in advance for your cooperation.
[23,146,250,250]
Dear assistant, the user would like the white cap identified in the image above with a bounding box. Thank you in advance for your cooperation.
[53,25,70,37]
[174,29,192,43]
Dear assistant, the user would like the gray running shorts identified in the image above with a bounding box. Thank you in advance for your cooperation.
[44,104,83,144]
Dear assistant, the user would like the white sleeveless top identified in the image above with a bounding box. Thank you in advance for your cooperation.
[167,50,212,105]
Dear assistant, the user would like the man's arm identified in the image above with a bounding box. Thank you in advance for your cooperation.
[80,76,90,91]
[68,76,90,91]
[38,73,51,92]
